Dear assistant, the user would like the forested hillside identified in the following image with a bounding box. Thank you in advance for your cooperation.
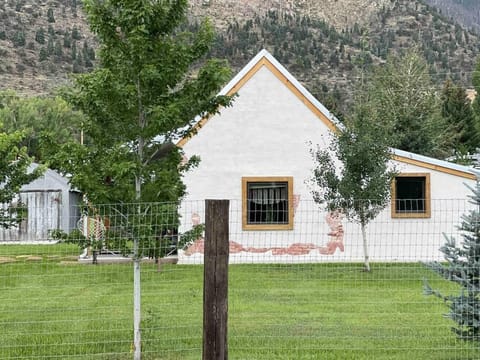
[193,0,480,112]
[0,0,96,95]
[0,0,479,107]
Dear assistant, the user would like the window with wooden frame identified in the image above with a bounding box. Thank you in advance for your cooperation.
[242,177,294,230]
[391,173,431,218]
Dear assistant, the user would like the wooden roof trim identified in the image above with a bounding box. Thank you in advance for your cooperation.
[176,59,266,148]
[225,57,265,96]
[177,54,338,147]
[392,154,477,180]
[176,116,209,147]
[261,59,338,133]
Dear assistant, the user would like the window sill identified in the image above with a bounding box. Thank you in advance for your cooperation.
[391,212,431,219]
[242,223,294,231]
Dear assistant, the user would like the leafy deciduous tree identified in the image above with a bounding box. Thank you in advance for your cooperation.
[47,1,233,356]
[310,100,396,272]
[53,0,232,207]
[0,129,43,228]
[0,91,84,162]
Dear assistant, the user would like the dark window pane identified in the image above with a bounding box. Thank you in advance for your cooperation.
[247,182,289,224]
[395,177,426,213]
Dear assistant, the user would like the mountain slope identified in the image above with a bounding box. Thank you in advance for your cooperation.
[0,0,96,95]
[192,0,480,113]
[189,0,391,31]
[0,0,478,109]
[423,0,480,32]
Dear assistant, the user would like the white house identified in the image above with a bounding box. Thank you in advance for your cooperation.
[176,49,478,264]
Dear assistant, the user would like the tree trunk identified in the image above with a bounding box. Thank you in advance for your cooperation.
[361,222,371,272]
[133,77,144,360]
[133,253,141,360]
[133,175,142,360]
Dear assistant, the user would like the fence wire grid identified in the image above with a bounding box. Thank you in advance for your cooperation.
[0,198,479,359]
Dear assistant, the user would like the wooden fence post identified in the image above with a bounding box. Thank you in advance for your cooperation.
[203,199,229,360]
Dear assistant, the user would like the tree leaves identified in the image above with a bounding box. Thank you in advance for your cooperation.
[0,128,43,228]
[54,0,233,209]
[310,101,396,225]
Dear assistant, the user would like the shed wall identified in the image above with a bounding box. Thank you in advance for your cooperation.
[0,191,61,242]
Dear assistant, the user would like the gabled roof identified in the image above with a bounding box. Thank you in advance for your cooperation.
[177,49,478,181]
[21,163,79,192]
[176,49,341,147]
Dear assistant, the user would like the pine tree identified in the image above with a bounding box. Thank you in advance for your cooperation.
[54,40,63,59]
[35,27,45,44]
[71,41,77,61]
[71,26,81,40]
[39,47,48,61]
[47,25,55,38]
[12,30,26,47]
[71,0,77,18]
[47,7,55,23]
[47,36,54,55]
[72,57,82,73]
[368,48,447,157]
[82,40,89,61]
[440,80,478,156]
[63,31,71,48]
[424,182,480,342]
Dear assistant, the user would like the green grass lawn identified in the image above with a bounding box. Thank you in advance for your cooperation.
[0,244,479,359]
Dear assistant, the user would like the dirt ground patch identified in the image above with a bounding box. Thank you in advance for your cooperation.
[0,256,16,264]
[25,256,43,261]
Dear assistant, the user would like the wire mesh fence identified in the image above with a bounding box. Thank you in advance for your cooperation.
[0,198,479,359]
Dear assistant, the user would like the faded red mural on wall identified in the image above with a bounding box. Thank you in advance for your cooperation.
[183,210,345,256]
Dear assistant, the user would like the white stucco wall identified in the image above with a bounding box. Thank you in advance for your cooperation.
[178,64,477,264]
[182,66,331,201]
[363,161,476,263]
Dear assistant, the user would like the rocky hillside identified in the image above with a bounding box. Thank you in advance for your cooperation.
[0,0,96,95]
[191,0,480,113]
[423,0,480,32]
[1,0,479,109]
[189,0,391,31]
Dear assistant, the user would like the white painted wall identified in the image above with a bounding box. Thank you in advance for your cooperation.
[362,161,475,263]
[182,66,331,200]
